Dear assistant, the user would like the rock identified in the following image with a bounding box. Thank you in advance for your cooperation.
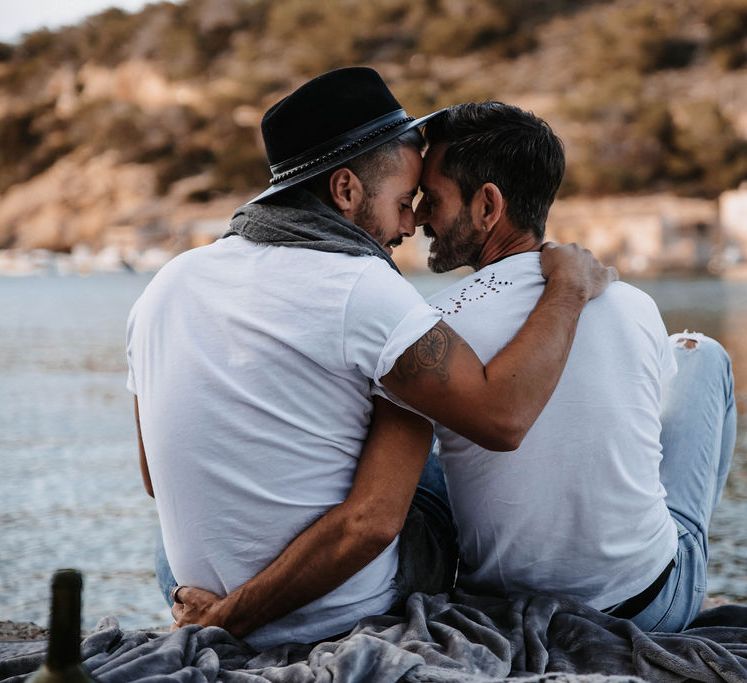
[0,151,157,252]
[0,620,47,641]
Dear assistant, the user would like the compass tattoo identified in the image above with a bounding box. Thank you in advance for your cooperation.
[396,321,456,383]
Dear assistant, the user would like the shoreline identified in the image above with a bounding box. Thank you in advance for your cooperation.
[0,620,169,642]
[4,240,747,280]
[0,621,48,641]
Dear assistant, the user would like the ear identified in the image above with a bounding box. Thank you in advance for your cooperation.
[329,167,365,217]
[471,182,505,233]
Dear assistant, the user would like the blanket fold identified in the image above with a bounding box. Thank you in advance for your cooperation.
[2,592,746,683]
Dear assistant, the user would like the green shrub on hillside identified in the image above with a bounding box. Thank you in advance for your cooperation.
[0,42,14,62]
[563,97,747,197]
[561,70,645,123]
[573,3,699,78]
[706,1,747,69]
[212,136,269,195]
[77,8,142,66]
[417,1,531,57]
[266,0,362,75]
[0,0,744,202]
[0,100,73,193]
[664,101,747,194]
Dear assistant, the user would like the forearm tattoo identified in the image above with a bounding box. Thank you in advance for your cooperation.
[395,321,456,383]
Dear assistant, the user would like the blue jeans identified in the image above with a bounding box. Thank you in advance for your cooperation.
[155,530,177,607]
[155,444,456,608]
[393,444,458,602]
[628,333,736,632]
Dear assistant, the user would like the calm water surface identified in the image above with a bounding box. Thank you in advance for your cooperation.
[0,272,745,630]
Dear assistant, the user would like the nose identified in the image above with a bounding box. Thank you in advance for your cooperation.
[401,207,416,237]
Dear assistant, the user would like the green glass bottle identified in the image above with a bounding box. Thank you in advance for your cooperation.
[29,569,95,682]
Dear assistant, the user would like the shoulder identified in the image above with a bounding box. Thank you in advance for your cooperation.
[588,282,670,352]
[348,257,426,302]
[145,243,216,286]
[357,256,411,283]
[343,260,436,338]
[129,243,224,323]
[602,281,660,315]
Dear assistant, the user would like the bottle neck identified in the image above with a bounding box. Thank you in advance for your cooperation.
[47,571,82,670]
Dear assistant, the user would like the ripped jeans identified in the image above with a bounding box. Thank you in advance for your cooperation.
[625,332,737,631]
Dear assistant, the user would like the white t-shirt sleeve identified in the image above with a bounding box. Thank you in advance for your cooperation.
[343,260,442,385]
[370,384,436,424]
[125,302,138,395]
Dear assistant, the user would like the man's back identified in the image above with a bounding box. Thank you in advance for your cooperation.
[126,235,440,648]
[431,252,678,609]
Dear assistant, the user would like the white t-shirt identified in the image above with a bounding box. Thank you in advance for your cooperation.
[430,252,678,610]
[126,235,441,649]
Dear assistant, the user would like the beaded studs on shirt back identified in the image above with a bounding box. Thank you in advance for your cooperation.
[434,273,513,317]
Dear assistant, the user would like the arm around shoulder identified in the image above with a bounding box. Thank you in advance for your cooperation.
[381,243,617,451]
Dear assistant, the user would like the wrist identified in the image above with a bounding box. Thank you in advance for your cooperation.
[216,596,256,639]
[211,598,235,631]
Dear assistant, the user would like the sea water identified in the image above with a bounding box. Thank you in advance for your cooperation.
[0,273,745,630]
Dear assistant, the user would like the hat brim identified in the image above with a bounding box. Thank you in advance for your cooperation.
[248,109,443,205]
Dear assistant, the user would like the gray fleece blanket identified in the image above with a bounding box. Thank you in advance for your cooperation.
[2,591,747,683]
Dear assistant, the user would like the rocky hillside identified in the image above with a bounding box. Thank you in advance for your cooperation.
[0,0,746,253]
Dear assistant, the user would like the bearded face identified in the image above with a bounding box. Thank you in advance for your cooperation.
[353,192,382,244]
[425,205,483,273]
[349,145,421,255]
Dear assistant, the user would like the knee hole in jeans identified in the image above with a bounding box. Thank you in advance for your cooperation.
[674,330,704,350]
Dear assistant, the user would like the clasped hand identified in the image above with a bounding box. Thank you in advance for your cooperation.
[170,586,230,634]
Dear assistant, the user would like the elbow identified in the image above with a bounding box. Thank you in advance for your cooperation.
[372,518,403,549]
[360,518,402,555]
[365,526,401,556]
[474,417,528,452]
[344,506,403,558]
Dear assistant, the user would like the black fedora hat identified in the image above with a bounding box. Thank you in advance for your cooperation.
[250,67,440,203]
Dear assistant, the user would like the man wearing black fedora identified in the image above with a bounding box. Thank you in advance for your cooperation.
[128,67,615,648]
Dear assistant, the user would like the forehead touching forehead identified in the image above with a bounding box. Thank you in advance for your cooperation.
[421,143,462,203]
[383,144,422,193]
[421,143,447,185]
[347,128,424,195]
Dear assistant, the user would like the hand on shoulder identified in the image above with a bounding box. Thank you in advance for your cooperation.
[540,242,618,301]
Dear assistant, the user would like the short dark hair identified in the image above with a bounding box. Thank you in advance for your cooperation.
[302,127,424,200]
[424,102,565,240]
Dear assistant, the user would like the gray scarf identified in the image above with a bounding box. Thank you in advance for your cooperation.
[225,187,399,273]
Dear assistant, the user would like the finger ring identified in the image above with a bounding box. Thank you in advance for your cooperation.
[170,585,184,604]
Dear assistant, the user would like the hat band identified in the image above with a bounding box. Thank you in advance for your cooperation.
[269,109,414,185]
